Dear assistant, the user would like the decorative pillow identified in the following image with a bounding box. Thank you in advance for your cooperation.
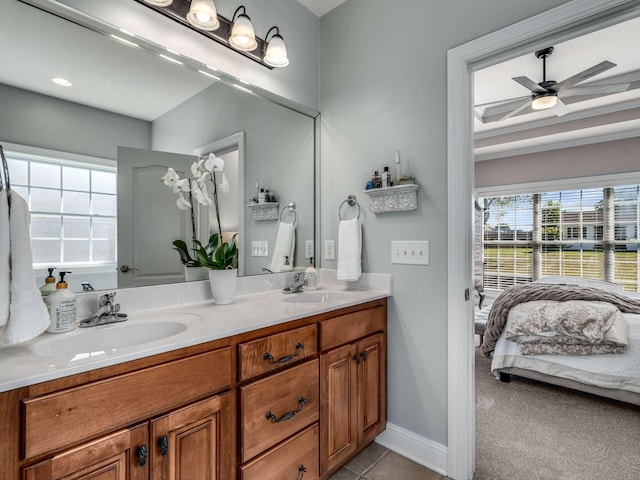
[534,276,623,293]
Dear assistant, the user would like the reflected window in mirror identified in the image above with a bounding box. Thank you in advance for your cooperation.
[5,145,117,279]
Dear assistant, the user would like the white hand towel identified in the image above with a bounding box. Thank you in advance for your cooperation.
[269,222,296,272]
[337,218,362,281]
[1,190,50,345]
[0,189,9,327]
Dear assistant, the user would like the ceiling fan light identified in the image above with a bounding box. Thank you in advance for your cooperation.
[531,93,558,110]
[230,13,257,51]
[142,0,174,7]
[186,0,220,31]
[264,34,289,67]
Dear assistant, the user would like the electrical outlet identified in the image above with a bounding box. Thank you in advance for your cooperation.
[305,240,314,258]
[391,241,429,265]
[324,240,335,260]
[251,241,268,257]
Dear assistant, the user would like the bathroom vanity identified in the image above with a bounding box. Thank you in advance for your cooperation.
[0,287,388,480]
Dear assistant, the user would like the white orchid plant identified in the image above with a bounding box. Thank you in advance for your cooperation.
[161,153,237,270]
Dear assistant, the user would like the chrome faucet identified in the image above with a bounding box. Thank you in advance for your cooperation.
[282,272,306,294]
[79,292,128,327]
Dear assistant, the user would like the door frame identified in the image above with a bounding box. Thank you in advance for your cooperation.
[446,1,640,478]
[194,131,246,275]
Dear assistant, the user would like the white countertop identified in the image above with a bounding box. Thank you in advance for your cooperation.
[0,271,390,393]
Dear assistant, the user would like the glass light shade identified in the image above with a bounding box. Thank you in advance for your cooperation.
[143,0,173,6]
[531,94,558,110]
[229,14,258,51]
[186,0,219,31]
[264,34,289,67]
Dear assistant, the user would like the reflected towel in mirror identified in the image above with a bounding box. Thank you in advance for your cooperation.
[337,218,362,281]
[0,189,9,326]
[1,190,50,345]
[269,221,296,272]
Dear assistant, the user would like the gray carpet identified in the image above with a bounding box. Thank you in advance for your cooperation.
[475,347,640,480]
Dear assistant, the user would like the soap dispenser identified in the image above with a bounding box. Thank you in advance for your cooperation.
[304,258,318,291]
[282,256,293,272]
[45,271,77,333]
[40,267,57,297]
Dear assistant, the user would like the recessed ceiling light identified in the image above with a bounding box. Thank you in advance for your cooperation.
[52,77,72,87]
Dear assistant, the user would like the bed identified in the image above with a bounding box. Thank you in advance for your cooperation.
[482,277,640,406]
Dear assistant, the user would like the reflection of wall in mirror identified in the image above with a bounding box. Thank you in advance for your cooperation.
[0,83,151,292]
[152,81,315,275]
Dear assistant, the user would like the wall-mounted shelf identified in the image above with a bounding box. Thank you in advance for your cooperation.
[247,202,279,221]
[363,184,419,213]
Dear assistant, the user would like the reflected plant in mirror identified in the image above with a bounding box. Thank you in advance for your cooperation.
[162,153,237,272]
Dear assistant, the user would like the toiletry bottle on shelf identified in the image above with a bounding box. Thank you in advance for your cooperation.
[305,258,318,291]
[394,150,402,184]
[258,188,266,203]
[45,271,77,333]
[372,170,382,188]
[40,267,57,297]
[382,166,391,187]
[282,256,293,272]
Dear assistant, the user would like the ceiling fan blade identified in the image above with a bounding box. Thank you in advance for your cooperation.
[552,97,571,117]
[512,76,547,94]
[474,95,531,109]
[498,98,531,122]
[561,82,630,97]
[556,61,616,91]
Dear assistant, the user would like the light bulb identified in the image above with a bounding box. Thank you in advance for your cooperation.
[531,94,558,110]
[186,0,219,31]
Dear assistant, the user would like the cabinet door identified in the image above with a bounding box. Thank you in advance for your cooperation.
[357,333,386,445]
[320,343,358,475]
[150,392,233,480]
[22,424,148,480]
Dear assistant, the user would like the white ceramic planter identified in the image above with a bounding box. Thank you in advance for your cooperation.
[208,269,238,304]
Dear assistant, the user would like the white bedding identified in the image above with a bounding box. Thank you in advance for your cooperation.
[491,312,640,394]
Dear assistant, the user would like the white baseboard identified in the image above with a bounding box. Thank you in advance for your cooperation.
[375,422,448,477]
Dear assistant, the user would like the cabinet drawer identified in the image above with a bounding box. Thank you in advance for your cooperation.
[320,306,385,351]
[23,347,231,459]
[238,325,317,381]
[240,359,319,462]
[240,423,319,480]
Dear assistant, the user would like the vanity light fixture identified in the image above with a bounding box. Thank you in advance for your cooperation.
[186,0,219,31]
[134,0,289,69]
[52,77,72,87]
[531,92,558,110]
[229,6,257,52]
[263,26,289,68]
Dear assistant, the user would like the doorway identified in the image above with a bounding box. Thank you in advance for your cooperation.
[446,1,640,479]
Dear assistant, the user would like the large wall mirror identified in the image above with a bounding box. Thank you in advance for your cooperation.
[0,0,318,291]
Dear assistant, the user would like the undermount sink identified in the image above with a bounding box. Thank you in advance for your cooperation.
[280,290,353,304]
[29,313,201,360]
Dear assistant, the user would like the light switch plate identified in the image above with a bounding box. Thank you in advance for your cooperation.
[324,240,335,260]
[305,240,314,258]
[391,241,429,265]
[251,241,268,257]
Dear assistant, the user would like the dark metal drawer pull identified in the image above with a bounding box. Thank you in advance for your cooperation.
[158,435,169,457]
[263,342,304,364]
[135,444,148,467]
[297,465,307,480]
[265,396,308,423]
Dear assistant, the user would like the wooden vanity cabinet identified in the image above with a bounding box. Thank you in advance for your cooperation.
[319,307,387,477]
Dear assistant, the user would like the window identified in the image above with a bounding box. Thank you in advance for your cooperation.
[6,148,117,270]
[479,184,640,292]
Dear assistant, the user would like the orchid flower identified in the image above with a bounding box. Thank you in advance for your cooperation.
[205,153,225,173]
[176,193,191,210]
[161,167,179,188]
[172,177,190,194]
[192,180,212,206]
[191,159,207,179]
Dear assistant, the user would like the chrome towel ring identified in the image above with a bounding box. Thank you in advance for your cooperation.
[280,201,297,225]
[339,194,360,220]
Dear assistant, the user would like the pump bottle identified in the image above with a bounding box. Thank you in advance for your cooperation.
[45,271,77,333]
[40,267,57,297]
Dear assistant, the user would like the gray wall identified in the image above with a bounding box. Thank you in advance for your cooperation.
[0,84,150,160]
[319,0,571,447]
[151,81,315,275]
[476,137,640,188]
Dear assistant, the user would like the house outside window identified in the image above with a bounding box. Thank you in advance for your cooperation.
[479,185,640,292]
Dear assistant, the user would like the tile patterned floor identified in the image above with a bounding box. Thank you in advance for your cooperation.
[328,443,448,480]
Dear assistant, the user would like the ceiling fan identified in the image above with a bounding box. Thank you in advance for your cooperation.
[478,46,631,122]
